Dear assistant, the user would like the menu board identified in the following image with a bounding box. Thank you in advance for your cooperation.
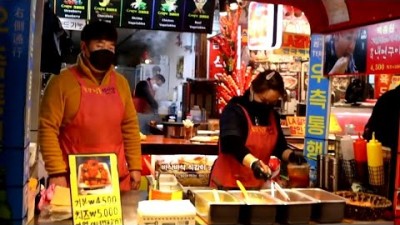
[121,0,154,29]
[56,0,88,19]
[153,0,185,31]
[182,0,215,33]
[54,0,216,33]
[366,20,400,74]
[90,0,121,26]
[323,19,400,75]
[69,154,123,225]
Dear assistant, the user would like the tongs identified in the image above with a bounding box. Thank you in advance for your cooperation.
[271,181,290,201]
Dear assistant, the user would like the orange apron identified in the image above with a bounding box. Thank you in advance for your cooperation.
[210,105,278,189]
[60,67,131,191]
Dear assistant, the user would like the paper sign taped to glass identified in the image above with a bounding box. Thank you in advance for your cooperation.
[152,155,218,186]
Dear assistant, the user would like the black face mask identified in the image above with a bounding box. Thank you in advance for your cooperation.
[88,49,115,71]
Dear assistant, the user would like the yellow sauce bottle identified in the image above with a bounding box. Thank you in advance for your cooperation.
[366,132,383,167]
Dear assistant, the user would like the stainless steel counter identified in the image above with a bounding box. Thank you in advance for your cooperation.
[29,190,394,225]
[29,191,148,225]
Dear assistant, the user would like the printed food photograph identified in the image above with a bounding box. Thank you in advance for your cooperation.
[76,156,113,195]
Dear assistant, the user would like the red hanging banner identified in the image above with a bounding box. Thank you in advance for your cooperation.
[367,20,400,74]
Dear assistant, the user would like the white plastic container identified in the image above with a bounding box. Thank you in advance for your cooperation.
[190,105,202,123]
[137,200,196,225]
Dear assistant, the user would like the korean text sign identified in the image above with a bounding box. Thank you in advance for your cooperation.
[69,154,123,225]
[367,20,400,74]
[305,34,331,184]
[0,0,33,148]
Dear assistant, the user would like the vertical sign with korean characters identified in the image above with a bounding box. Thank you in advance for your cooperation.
[153,0,185,31]
[182,0,215,33]
[90,0,121,26]
[304,34,331,186]
[69,154,123,225]
[121,0,154,29]
[0,0,34,148]
[208,39,225,79]
[55,0,88,31]
[367,20,400,74]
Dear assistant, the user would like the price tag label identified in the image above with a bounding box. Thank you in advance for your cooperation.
[59,17,86,31]
[69,154,123,225]
[286,116,306,136]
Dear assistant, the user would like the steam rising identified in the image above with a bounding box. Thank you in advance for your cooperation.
[119,29,176,56]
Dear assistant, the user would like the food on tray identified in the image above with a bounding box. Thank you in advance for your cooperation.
[79,159,110,187]
[190,135,219,143]
[283,76,298,90]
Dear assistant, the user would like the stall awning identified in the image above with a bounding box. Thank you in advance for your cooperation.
[258,0,400,33]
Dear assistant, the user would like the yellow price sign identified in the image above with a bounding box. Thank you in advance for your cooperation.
[329,113,342,134]
[286,116,306,136]
[69,154,123,225]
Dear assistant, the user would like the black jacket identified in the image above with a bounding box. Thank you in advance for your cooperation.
[363,85,399,201]
[219,90,287,163]
[363,85,400,153]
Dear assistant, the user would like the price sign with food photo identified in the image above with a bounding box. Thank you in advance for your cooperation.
[74,155,113,195]
[69,154,123,225]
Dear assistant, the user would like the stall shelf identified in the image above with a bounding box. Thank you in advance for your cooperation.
[141,135,218,155]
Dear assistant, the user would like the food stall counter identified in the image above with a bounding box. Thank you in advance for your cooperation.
[29,191,147,225]
[30,190,393,225]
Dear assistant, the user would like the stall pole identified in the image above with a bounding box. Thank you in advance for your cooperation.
[0,0,37,224]
[304,34,332,187]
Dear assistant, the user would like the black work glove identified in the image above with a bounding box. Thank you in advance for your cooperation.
[251,160,271,180]
[289,151,308,165]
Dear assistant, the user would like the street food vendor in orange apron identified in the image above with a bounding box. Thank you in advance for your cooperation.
[210,70,306,189]
[39,21,142,191]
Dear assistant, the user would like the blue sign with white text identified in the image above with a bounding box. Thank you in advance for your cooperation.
[0,0,33,148]
[304,34,331,186]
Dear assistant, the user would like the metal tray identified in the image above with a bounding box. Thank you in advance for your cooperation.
[294,188,346,223]
[229,190,282,225]
[192,190,244,225]
[262,189,317,224]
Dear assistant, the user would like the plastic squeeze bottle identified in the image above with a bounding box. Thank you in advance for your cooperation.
[340,134,354,161]
[366,132,384,186]
[366,132,383,167]
[353,133,368,184]
[353,133,367,162]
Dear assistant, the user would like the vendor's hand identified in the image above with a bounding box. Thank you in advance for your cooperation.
[130,170,141,190]
[251,160,272,180]
[289,151,308,165]
[329,56,350,74]
[48,175,67,187]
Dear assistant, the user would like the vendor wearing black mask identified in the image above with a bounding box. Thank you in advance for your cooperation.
[210,70,306,189]
[39,21,142,191]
